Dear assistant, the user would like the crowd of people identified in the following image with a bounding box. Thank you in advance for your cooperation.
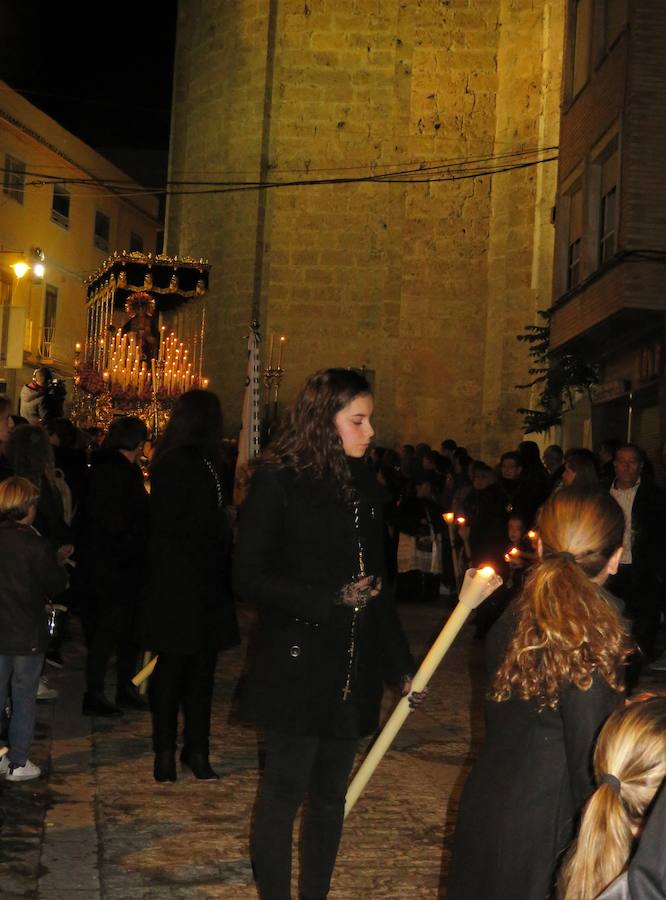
[0,369,664,899]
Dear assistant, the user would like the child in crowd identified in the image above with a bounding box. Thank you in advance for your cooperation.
[0,477,67,781]
[558,697,666,899]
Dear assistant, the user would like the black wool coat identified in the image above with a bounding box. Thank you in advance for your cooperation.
[0,523,67,655]
[447,610,622,900]
[233,458,415,738]
[78,450,149,604]
[143,446,239,655]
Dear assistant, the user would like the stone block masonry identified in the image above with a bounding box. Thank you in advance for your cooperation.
[167,0,563,458]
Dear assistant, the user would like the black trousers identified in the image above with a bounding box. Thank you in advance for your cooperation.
[83,596,139,695]
[609,563,660,685]
[149,649,218,754]
[252,730,358,900]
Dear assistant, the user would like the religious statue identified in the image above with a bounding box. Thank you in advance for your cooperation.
[121,291,159,362]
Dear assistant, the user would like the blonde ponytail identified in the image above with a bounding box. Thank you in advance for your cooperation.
[558,698,666,899]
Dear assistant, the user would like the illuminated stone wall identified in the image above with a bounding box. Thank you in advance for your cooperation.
[167,0,563,460]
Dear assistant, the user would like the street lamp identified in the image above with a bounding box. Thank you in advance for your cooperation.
[2,247,46,280]
[12,261,29,278]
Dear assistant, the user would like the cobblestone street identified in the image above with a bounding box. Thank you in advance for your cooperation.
[2,599,664,900]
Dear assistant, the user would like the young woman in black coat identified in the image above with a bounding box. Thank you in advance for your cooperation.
[234,368,416,900]
[144,390,239,783]
[447,488,633,900]
[79,416,149,716]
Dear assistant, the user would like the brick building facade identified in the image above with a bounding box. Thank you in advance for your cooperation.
[550,1,666,479]
[166,0,564,457]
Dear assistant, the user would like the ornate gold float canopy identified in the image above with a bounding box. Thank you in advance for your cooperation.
[84,250,210,310]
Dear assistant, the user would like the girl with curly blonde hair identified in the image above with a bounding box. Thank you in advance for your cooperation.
[558,697,666,900]
[448,487,634,900]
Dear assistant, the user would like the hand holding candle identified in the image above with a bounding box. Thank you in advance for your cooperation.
[344,565,503,818]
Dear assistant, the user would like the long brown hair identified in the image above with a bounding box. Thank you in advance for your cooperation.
[256,368,372,500]
[558,698,666,899]
[491,487,632,711]
[4,424,56,487]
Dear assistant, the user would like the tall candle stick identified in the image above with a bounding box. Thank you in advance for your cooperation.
[344,566,502,818]
[278,335,286,369]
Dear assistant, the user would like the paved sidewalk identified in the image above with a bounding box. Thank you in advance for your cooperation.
[1,601,664,900]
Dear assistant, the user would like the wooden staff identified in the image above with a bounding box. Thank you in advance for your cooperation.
[344,566,503,818]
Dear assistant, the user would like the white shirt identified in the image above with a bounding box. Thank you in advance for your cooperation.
[610,478,640,565]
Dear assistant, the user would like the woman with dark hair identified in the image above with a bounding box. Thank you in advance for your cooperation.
[562,447,600,489]
[3,425,72,547]
[234,368,416,900]
[448,487,633,900]
[79,416,149,716]
[144,390,239,782]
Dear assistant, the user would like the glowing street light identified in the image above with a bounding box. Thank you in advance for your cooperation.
[12,262,29,279]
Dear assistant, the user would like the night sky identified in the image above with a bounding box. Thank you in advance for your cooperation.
[2,0,178,184]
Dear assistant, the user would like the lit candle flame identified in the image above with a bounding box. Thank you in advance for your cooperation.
[456,516,466,525]
[443,512,454,523]
[478,566,495,578]
[528,530,537,540]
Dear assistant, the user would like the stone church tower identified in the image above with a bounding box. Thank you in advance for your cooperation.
[166,0,563,459]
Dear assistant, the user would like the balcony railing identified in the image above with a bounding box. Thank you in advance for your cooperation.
[39,325,55,359]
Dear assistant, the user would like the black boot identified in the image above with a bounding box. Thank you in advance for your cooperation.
[180,749,219,781]
[82,692,123,717]
[154,751,177,783]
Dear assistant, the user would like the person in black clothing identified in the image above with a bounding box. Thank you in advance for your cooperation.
[234,368,417,900]
[448,487,632,900]
[607,443,666,682]
[143,390,239,783]
[79,416,149,717]
[0,477,67,781]
[2,425,73,549]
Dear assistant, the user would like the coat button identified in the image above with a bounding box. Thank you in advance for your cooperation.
[289,644,301,658]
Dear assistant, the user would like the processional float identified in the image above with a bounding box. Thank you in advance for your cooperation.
[71,251,211,436]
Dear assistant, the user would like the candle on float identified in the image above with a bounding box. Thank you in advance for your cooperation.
[75,341,82,352]
[267,334,275,369]
[278,335,286,369]
[202,377,209,389]
[344,565,503,818]
[151,358,157,393]
[102,371,109,385]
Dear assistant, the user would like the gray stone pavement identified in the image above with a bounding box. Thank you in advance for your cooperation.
[1,600,664,900]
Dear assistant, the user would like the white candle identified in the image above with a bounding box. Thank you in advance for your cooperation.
[344,566,502,818]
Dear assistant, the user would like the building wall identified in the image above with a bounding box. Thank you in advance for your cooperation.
[0,84,159,408]
[550,1,666,473]
[167,0,563,457]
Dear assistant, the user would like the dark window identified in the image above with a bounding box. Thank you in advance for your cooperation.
[598,148,618,265]
[51,184,70,228]
[567,188,583,290]
[40,285,58,358]
[571,0,592,97]
[599,186,617,264]
[129,232,144,252]
[3,154,26,204]
[94,211,110,251]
